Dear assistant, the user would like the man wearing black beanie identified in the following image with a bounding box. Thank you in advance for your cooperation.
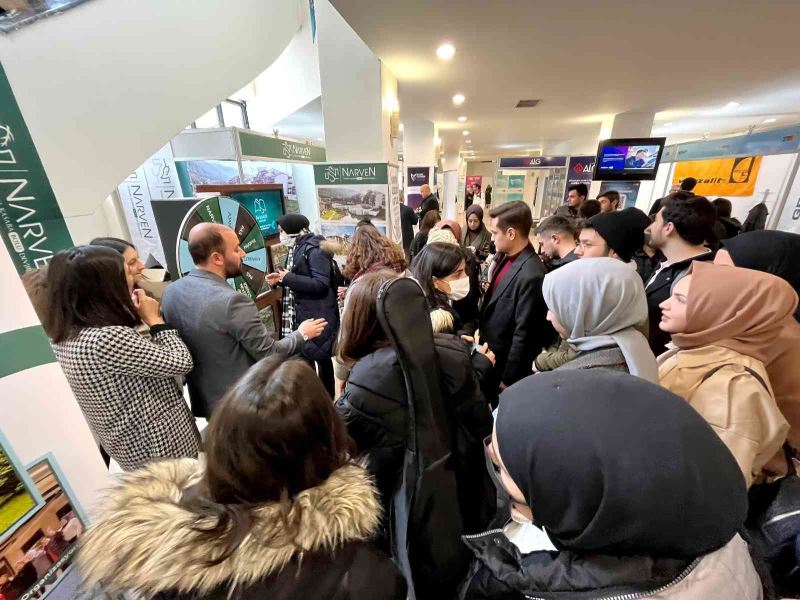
[576,207,651,264]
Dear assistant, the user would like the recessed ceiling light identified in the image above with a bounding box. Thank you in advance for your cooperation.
[458,116,467,122]
[453,93,465,106]
[399,123,404,131]
[436,43,455,60]
[724,101,741,109]
[462,130,470,136]
[763,118,777,124]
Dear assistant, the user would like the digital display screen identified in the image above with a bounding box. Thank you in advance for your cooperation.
[226,189,285,238]
[593,138,666,181]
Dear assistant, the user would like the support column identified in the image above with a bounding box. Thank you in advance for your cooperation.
[316,0,398,164]
[442,152,460,221]
[592,111,656,212]
[402,119,436,209]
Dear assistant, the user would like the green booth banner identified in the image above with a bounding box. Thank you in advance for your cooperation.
[0,63,73,275]
[239,131,326,162]
[313,162,389,186]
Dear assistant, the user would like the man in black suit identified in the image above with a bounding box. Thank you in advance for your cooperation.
[643,193,716,355]
[417,184,440,222]
[399,202,418,261]
[480,201,554,389]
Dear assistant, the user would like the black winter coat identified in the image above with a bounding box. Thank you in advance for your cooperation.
[281,233,340,361]
[452,249,482,336]
[336,334,496,543]
[480,245,555,386]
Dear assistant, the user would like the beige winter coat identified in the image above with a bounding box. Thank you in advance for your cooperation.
[659,344,789,486]
[650,534,762,599]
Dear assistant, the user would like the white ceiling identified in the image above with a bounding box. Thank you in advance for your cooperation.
[330,0,800,159]
[271,96,326,143]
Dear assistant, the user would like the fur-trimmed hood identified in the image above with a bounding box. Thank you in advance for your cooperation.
[78,459,382,597]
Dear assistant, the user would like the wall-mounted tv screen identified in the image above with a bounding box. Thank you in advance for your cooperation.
[593,137,666,181]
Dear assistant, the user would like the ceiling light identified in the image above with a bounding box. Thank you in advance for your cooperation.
[399,123,404,131]
[466,140,472,143]
[763,118,777,124]
[458,116,467,122]
[462,130,470,136]
[434,137,442,146]
[436,43,455,60]
[724,101,741,109]
[453,93,465,106]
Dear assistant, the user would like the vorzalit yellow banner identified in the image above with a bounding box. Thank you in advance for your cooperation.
[673,156,762,196]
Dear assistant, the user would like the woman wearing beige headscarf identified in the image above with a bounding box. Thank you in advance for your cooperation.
[658,261,799,485]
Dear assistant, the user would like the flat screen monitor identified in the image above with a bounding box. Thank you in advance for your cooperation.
[196,184,285,240]
[592,137,666,181]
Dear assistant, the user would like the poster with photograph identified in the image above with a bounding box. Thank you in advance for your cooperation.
[257,305,277,336]
[0,454,87,600]
[316,184,386,222]
[0,439,42,547]
[319,223,387,258]
[241,161,300,214]
[405,166,432,210]
[598,181,641,209]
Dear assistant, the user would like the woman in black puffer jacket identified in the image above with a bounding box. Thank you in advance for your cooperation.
[334,270,497,596]
[269,214,340,395]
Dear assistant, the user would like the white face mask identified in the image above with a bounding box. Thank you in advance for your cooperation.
[447,276,471,301]
[280,232,297,247]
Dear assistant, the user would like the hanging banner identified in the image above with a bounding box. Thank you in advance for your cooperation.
[0,63,73,275]
[564,155,596,202]
[117,144,177,268]
[387,165,402,244]
[239,131,326,162]
[599,181,641,209]
[405,165,431,209]
[672,156,762,196]
[499,156,567,168]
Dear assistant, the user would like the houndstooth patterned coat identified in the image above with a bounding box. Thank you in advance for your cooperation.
[53,325,201,471]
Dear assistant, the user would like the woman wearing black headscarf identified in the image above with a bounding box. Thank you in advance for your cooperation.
[716,230,800,322]
[460,370,763,600]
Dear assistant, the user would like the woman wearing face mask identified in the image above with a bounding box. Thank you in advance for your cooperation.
[716,230,800,322]
[411,242,473,335]
[658,261,796,485]
[541,257,658,381]
[462,370,762,600]
[461,204,493,263]
[90,237,145,293]
[267,214,340,396]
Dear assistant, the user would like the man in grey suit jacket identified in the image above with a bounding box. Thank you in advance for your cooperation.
[162,223,326,418]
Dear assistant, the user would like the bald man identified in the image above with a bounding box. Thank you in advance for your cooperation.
[161,223,325,418]
[417,183,440,222]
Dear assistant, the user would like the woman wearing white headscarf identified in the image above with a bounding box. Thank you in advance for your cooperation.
[542,257,658,382]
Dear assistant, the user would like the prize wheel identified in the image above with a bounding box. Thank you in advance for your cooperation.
[176,196,267,300]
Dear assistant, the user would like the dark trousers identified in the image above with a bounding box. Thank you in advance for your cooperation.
[307,357,335,397]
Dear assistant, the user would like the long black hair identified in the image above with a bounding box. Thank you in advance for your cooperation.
[411,242,466,309]
[45,246,139,343]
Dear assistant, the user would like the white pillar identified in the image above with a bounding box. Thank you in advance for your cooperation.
[316,0,398,163]
[442,152,460,221]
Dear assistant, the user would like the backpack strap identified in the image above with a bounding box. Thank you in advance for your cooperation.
[700,363,770,393]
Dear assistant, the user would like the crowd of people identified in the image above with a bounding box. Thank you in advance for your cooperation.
[20,181,800,599]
